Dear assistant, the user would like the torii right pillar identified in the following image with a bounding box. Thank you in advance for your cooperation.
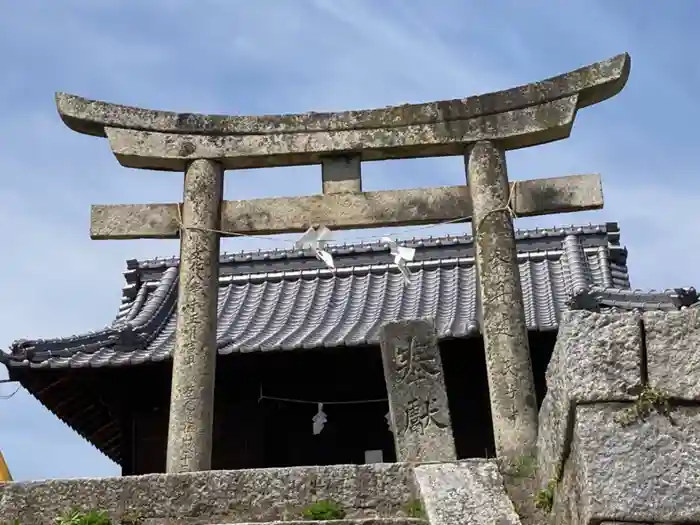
[465,49,630,460]
[467,140,539,460]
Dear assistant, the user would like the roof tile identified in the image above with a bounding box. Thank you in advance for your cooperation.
[2,223,694,369]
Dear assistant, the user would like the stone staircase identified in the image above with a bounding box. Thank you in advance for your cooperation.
[156,520,424,525]
[210,521,425,525]
[0,460,521,525]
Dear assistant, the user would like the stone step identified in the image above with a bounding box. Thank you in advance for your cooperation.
[414,460,522,525]
[134,518,429,525]
[0,460,523,525]
[211,518,428,525]
[0,463,420,525]
[0,516,428,525]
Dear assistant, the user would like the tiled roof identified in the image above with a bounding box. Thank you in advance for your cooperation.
[2,223,696,370]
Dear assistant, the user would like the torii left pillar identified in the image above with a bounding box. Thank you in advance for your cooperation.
[166,159,224,473]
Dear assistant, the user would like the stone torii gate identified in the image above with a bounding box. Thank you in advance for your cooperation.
[56,52,630,471]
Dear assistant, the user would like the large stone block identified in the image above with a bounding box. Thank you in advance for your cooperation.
[598,523,649,525]
[537,310,643,487]
[0,463,417,525]
[644,307,700,400]
[229,521,427,525]
[553,404,700,525]
[414,460,521,525]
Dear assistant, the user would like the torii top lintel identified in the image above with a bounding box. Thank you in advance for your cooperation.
[55,53,630,171]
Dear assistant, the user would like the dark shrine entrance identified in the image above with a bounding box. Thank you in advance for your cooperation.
[117,331,555,474]
[257,345,396,467]
[440,331,555,460]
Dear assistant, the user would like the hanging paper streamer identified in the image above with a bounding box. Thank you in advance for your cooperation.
[296,226,335,269]
[381,237,416,284]
[257,385,390,436]
[312,403,328,435]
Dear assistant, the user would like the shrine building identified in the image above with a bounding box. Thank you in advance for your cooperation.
[1,222,696,474]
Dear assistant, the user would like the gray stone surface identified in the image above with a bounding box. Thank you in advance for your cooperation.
[553,404,700,525]
[467,140,538,461]
[322,155,362,194]
[166,159,224,473]
[537,310,643,487]
[644,308,700,400]
[215,521,427,525]
[55,53,628,137]
[414,460,521,525]
[379,318,456,462]
[104,98,578,171]
[0,463,418,525]
[90,173,603,239]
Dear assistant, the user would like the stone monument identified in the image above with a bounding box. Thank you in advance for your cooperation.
[380,318,455,462]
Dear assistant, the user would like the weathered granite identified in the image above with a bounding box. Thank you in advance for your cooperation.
[552,404,700,525]
[414,460,521,525]
[322,155,362,194]
[537,310,643,486]
[55,54,629,137]
[380,319,456,462]
[90,173,603,239]
[166,159,224,473]
[467,140,538,461]
[104,97,577,171]
[644,307,700,400]
[0,463,418,525]
[213,520,427,525]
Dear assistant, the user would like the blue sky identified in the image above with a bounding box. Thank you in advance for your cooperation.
[0,1,698,481]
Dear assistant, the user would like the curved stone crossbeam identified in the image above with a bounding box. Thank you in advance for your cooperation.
[55,53,630,171]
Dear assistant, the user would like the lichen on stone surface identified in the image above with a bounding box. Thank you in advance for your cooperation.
[301,500,347,521]
[614,384,673,426]
[534,480,557,513]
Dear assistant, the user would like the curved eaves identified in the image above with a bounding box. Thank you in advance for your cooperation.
[1,267,178,366]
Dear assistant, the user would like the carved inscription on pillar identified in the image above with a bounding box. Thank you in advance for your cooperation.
[379,318,456,462]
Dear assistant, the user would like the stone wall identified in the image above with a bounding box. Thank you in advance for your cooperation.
[0,458,524,525]
[0,463,418,525]
[537,307,700,525]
